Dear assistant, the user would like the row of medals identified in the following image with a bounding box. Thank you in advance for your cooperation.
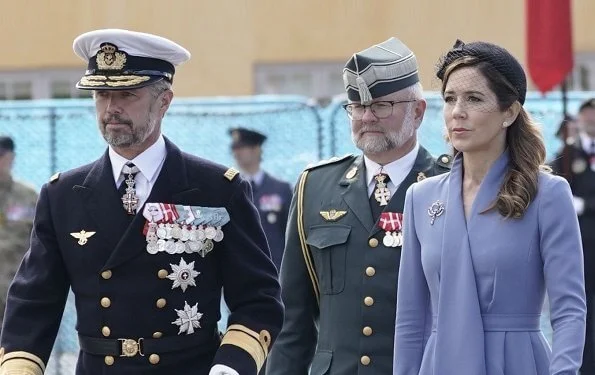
[145,222,224,257]
[383,231,403,248]
[375,174,403,248]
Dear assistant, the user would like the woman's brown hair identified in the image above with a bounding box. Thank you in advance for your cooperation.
[441,56,550,219]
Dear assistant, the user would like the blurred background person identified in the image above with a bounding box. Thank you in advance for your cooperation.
[229,127,292,270]
[0,135,38,329]
[551,98,595,375]
[555,115,578,147]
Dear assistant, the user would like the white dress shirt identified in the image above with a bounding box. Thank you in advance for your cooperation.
[109,135,167,209]
[242,169,265,187]
[364,142,419,198]
[580,132,595,155]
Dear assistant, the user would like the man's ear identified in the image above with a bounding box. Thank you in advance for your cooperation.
[414,99,427,129]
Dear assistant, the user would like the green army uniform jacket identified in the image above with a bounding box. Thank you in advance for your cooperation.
[266,146,450,375]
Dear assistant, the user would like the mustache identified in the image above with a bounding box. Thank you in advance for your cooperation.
[358,126,385,135]
[102,115,132,126]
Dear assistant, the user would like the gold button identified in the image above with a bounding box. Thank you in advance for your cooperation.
[157,269,169,279]
[104,356,114,366]
[363,326,373,336]
[152,331,163,339]
[368,238,378,248]
[156,298,167,308]
[101,270,112,280]
[365,267,376,277]
[101,326,111,337]
[364,297,374,306]
[100,297,111,308]
[149,354,160,365]
[361,355,371,365]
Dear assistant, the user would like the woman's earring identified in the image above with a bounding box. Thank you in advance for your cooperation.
[503,121,508,127]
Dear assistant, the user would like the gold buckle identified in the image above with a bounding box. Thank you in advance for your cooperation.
[118,338,144,357]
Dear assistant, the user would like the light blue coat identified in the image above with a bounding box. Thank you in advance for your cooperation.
[393,150,586,375]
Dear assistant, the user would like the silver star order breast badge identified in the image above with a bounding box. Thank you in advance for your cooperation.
[172,301,203,335]
[167,257,200,292]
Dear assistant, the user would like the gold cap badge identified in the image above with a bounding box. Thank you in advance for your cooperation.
[96,43,127,70]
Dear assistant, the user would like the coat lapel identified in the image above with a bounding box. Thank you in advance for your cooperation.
[433,150,510,375]
[433,152,486,375]
[340,156,375,231]
[101,138,200,270]
[73,151,131,264]
[369,146,435,237]
[466,149,510,231]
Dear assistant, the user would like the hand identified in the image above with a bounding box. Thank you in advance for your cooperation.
[209,364,240,375]
[573,196,585,216]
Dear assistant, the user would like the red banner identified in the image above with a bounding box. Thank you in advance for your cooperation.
[526,0,573,93]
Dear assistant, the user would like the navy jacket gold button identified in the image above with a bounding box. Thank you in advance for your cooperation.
[0,138,283,375]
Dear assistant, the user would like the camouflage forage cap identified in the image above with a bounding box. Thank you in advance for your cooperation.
[343,37,419,105]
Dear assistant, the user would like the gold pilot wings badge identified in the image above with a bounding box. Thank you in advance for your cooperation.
[319,210,347,222]
[70,230,96,246]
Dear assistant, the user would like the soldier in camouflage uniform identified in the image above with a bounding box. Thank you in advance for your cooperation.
[0,136,38,328]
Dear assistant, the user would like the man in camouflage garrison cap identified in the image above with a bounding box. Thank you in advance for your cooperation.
[266,37,452,375]
[0,135,38,329]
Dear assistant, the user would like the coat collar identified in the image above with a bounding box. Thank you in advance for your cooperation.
[339,146,436,235]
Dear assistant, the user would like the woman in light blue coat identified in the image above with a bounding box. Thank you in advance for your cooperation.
[393,40,586,375]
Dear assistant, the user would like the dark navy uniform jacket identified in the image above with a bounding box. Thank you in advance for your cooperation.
[266,147,450,375]
[551,138,595,374]
[0,138,283,375]
[252,173,292,270]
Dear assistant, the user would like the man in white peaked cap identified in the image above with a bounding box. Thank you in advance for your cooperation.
[266,37,451,375]
[0,29,282,375]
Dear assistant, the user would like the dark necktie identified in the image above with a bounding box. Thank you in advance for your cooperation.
[118,162,140,215]
[369,173,391,223]
[590,139,595,156]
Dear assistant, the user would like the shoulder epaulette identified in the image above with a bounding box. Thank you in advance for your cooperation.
[49,172,61,183]
[436,154,452,169]
[223,167,239,182]
[305,154,354,171]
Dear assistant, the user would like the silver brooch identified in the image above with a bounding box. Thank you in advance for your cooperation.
[428,201,445,225]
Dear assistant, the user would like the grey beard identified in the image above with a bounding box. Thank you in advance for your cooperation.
[102,111,156,148]
[353,112,415,154]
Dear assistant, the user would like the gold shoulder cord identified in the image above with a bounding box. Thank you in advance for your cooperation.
[296,171,320,304]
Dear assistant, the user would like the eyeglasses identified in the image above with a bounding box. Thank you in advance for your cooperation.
[342,100,417,120]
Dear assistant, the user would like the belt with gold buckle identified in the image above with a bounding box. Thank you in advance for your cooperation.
[118,338,145,357]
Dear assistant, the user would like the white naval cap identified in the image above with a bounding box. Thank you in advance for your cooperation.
[72,28,191,90]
